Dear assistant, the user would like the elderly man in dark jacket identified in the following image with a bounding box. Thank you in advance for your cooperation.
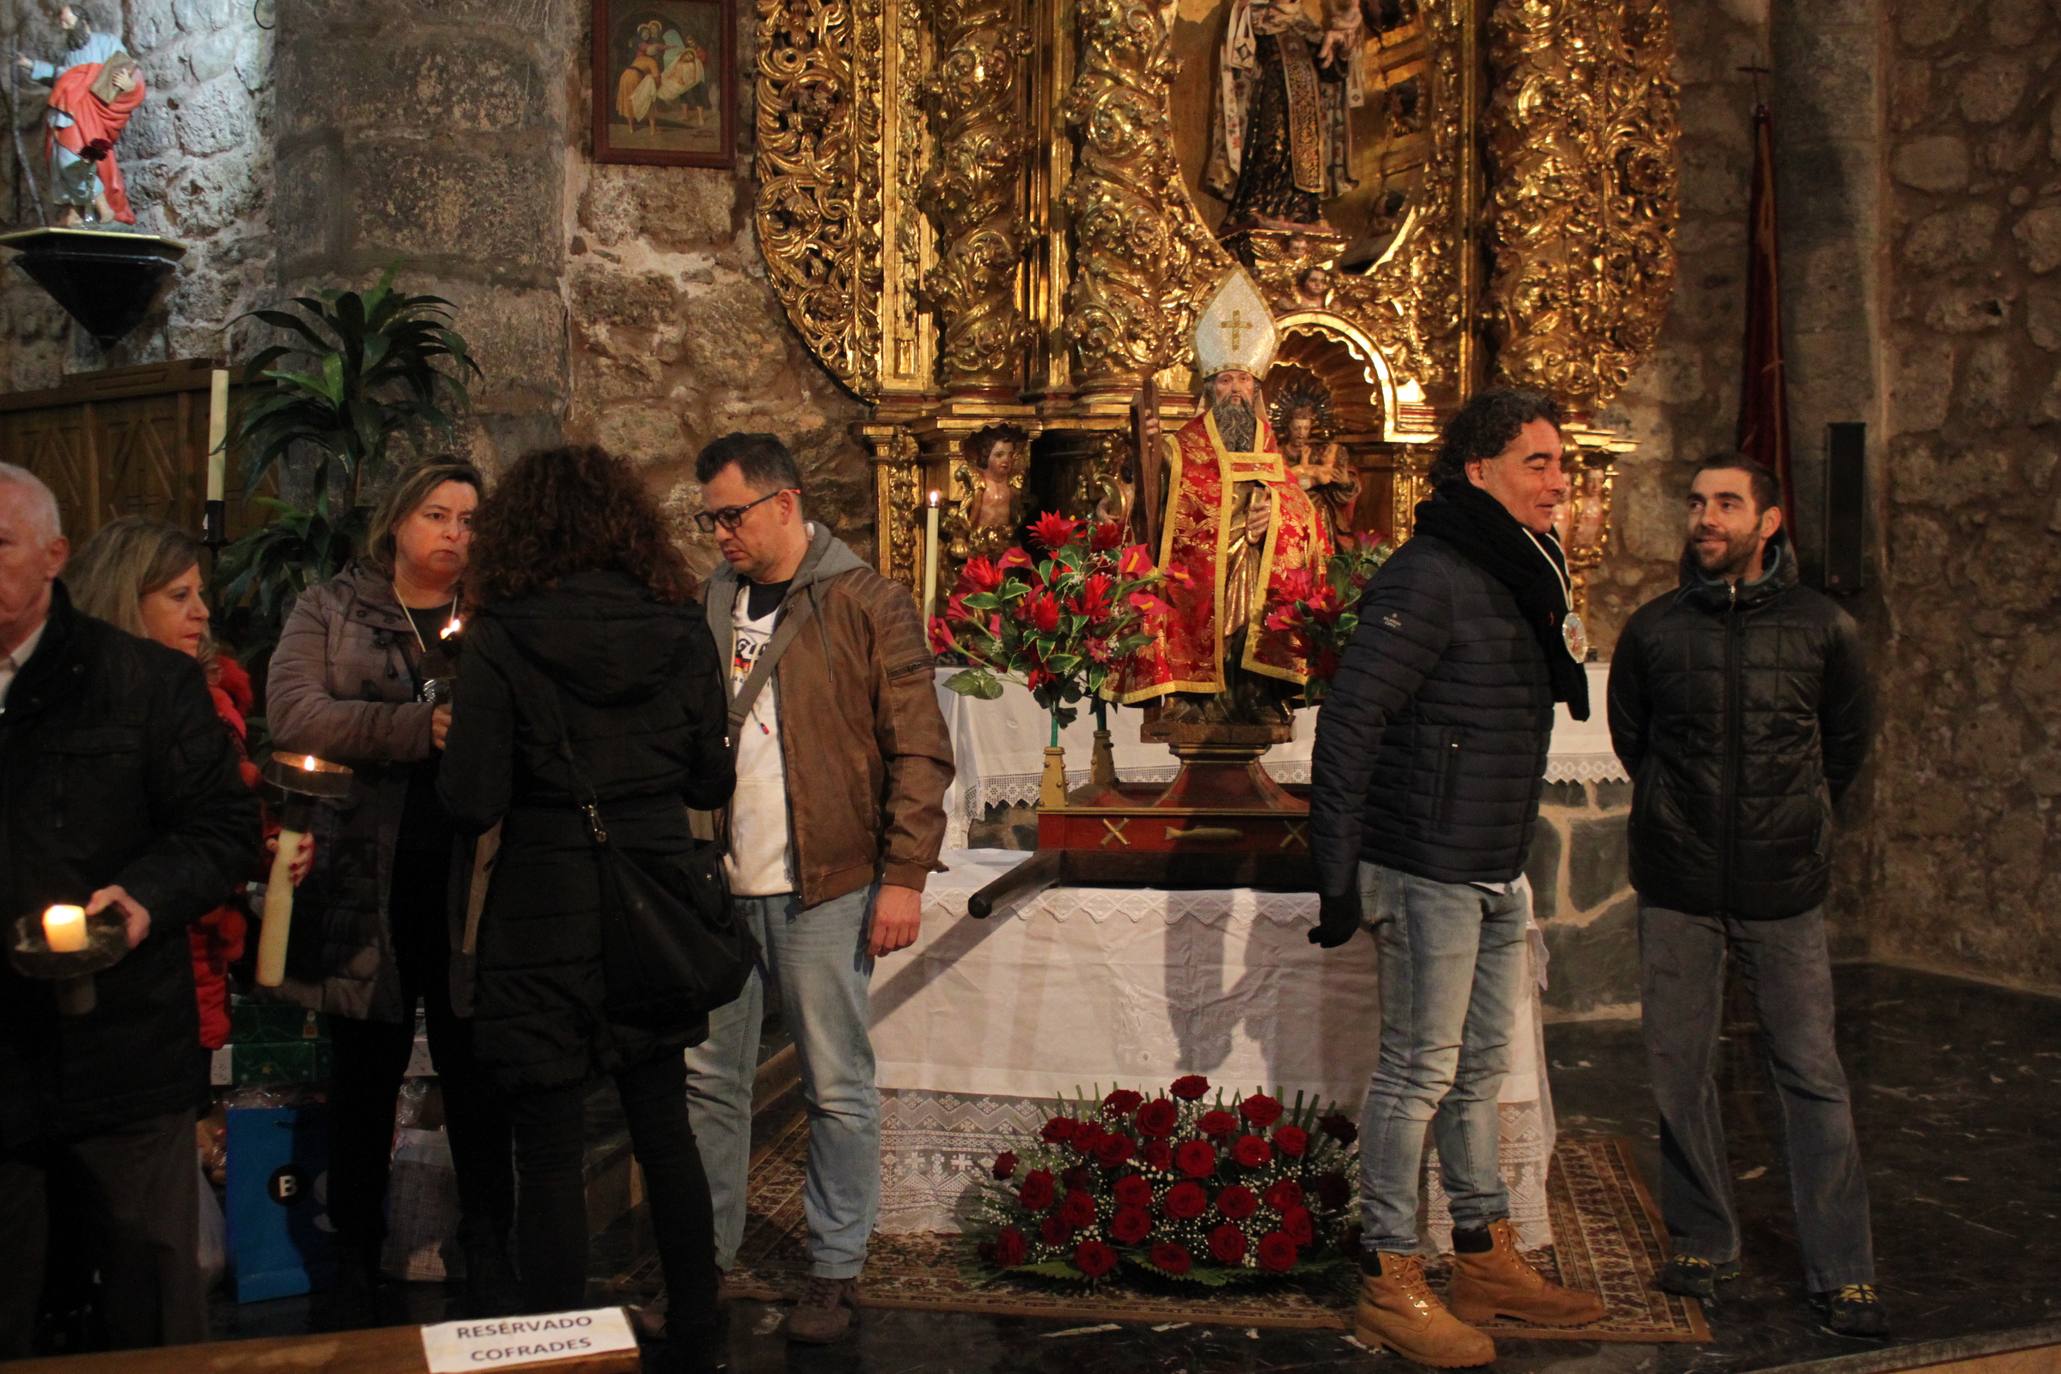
[1308,391,1605,1366]
[0,463,260,1357]
[1608,458,1883,1340]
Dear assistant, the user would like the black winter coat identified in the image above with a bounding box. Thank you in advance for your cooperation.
[438,572,734,1092]
[1606,536,1871,920]
[1309,530,1555,897]
[0,584,261,1148]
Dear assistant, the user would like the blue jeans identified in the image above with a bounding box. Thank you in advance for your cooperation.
[1639,904,1874,1291]
[682,886,878,1279]
[1356,862,1530,1254]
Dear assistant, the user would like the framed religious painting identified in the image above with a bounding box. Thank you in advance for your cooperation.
[591,0,736,167]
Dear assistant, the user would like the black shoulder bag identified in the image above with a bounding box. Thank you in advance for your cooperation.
[535,681,753,1034]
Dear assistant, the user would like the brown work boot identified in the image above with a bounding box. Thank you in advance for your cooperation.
[784,1275,859,1343]
[1352,1252,1496,1368]
[1448,1220,1607,1327]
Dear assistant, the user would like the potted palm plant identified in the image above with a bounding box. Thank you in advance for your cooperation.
[213,267,482,655]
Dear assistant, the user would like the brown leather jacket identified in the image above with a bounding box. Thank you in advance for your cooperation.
[702,525,952,906]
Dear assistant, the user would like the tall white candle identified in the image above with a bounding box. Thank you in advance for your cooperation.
[254,755,319,988]
[42,904,87,954]
[205,368,228,503]
[921,490,941,630]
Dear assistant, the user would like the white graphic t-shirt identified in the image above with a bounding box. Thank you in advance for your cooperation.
[725,587,796,895]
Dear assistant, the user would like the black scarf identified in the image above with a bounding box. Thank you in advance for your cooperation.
[1412,482,1590,720]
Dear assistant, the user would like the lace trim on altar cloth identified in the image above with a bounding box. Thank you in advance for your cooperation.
[878,1089,1555,1253]
[1542,754,1631,785]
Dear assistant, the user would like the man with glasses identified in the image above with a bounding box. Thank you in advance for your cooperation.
[683,433,952,1343]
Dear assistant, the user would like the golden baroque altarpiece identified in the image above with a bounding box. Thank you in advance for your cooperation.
[753,0,1680,616]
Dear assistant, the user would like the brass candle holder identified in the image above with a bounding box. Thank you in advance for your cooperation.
[255,753,353,988]
[9,907,127,1016]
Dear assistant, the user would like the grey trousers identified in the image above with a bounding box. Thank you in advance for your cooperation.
[0,1109,207,1358]
[1639,904,1875,1291]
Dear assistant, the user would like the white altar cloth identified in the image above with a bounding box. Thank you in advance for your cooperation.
[937,661,1623,850]
[872,852,1557,1248]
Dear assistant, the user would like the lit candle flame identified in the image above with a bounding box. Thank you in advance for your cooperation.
[927,489,941,508]
[301,755,317,771]
[441,615,463,640]
[43,904,87,954]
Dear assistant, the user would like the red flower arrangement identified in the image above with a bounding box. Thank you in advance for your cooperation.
[973,1076,1360,1288]
[935,514,1167,746]
[1262,533,1393,701]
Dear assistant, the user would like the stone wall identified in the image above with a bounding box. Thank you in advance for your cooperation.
[1869,0,2061,989]
[0,0,274,387]
[271,0,573,473]
[560,5,870,573]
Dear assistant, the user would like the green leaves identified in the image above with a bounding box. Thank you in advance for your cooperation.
[228,268,483,506]
[943,667,1005,700]
[212,266,483,659]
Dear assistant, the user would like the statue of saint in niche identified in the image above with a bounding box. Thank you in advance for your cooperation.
[1203,0,1424,241]
[958,423,1028,559]
[1273,389,1360,541]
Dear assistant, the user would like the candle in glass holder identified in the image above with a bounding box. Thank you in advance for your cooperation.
[42,904,87,954]
[921,490,941,629]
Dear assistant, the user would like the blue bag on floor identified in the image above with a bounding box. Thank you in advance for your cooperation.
[225,1103,336,1302]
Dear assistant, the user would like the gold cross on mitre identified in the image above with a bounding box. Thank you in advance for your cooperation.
[1193,268,1277,381]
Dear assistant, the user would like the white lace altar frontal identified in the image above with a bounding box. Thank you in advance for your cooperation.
[873,855,1558,1252]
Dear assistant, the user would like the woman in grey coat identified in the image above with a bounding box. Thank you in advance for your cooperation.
[266,458,514,1307]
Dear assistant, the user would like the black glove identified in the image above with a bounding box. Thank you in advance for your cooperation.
[1309,888,1363,948]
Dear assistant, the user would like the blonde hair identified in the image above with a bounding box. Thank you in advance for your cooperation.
[361,458,485,577]
[66,516,204,642]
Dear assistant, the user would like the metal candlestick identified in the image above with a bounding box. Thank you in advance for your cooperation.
[9,909,126,1016]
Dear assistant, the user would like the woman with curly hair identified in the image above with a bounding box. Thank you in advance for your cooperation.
[439,445,733,1367]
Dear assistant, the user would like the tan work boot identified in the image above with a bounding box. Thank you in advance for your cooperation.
[1352,1252,1496,1368]
[1448,1219,1607,1327]
[785,1275,859,1343]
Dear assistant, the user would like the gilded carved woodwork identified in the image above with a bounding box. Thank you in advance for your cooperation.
[1061,0,1231,392]
[1229,0,1474,402]
[865,423,925,596]
[757,0,885,397]
[1482,0,1680,410]
[751,0,1679,588]
[917,0,1033,393]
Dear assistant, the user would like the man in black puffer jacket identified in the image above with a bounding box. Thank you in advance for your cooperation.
[0,464,260,1357]
[1608,459,1883,1340]
[1310,390,1605,1365]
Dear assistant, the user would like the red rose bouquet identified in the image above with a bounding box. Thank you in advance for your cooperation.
[933,514,1167,747]
[1263,532,1392,701]
[974,1076,1360,1287]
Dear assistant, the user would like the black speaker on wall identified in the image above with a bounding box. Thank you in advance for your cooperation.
[1823,422,1866,595]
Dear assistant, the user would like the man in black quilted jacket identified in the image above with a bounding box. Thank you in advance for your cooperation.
[1309,389,1606,1365]
[1608,458,1883,1340]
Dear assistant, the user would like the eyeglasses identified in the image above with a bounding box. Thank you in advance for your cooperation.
[694,488,797,533]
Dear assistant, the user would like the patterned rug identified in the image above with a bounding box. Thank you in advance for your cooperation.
[613,1125,1710,1343]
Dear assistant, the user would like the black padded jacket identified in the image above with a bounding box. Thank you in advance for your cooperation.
[1606,535,1872,920]
[1309,530,1556,897]
[0,583,260,1149]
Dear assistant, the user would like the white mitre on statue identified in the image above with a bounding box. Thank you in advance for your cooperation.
[1193,267,1278,381]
